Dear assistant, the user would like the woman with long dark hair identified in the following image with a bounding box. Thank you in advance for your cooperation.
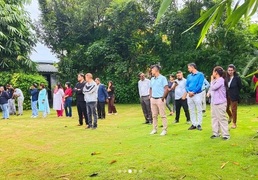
[107,81,117,115]
[226,64,242,129]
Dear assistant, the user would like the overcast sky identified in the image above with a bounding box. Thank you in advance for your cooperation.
[25,1,58,63]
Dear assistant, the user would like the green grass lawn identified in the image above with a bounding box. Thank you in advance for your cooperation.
[0,104,257,180]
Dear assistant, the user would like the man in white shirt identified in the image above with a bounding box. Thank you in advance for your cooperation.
[172,71,190,123]
[138,72,152,124]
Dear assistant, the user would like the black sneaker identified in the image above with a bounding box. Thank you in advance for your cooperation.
[188,125,196,130]
[222,137,230,140]
[85,125,92,129]
[210,135,219,139]
[174,120,179,124]
[197,125,202,131]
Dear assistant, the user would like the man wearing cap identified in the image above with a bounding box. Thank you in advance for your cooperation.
[138,72,152,124]
[30,83,39,118]
[149,65,168,136]
[186,63,205,131]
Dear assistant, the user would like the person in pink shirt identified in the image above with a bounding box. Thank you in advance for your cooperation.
[208,66,230,140]
[252,74,258,103]
[64,82,73,117]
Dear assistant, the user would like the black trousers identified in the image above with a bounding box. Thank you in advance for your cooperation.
[97,101,106,119]
[175,98,190,122]
[77,101,88,125]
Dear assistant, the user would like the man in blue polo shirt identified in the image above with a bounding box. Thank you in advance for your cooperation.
[186,63,204,131]
[149,65,168,136]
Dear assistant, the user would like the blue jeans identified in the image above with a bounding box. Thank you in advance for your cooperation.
[64,97,72,117]
[31,100,38,116]
[86,102,97,127]
[0,103,9,119]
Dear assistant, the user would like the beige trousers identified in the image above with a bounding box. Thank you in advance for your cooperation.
[211,102,230,138]
[151,98,168,131]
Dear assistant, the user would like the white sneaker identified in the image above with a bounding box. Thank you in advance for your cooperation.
[150,130,157,135]
[160,130,167,136]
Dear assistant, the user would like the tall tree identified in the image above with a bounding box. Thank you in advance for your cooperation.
[0,0,36,71]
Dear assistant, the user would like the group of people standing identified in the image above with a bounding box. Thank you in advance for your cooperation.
[0,74,118,130]
[138,63,243,140]
[73,73,117,129]
[0,85,24,119]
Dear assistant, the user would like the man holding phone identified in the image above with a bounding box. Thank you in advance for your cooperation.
[172,71,190,123]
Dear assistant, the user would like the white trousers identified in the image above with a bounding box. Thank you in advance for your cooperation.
[187,93,203,126]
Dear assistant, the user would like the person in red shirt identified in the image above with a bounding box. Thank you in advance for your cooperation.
[253,74,258,104]
[64,82,73,117]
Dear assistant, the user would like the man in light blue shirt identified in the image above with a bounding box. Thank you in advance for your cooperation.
[149,65,168,136]
[186,63,204,131]
[201,77,210,113]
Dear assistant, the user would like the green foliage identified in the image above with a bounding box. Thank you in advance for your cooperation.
[156,0,258,47]
[0,72,48,110]
[37,0,257,103]
[0,0,37,71]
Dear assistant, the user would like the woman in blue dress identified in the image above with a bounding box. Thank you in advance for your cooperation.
[38,83,50,118]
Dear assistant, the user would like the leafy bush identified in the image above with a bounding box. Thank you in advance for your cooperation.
[0,72,48,110]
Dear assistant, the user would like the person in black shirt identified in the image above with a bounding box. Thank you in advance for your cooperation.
[73,73,88,126]
[0,86,10,119]
[226,64,242,129]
